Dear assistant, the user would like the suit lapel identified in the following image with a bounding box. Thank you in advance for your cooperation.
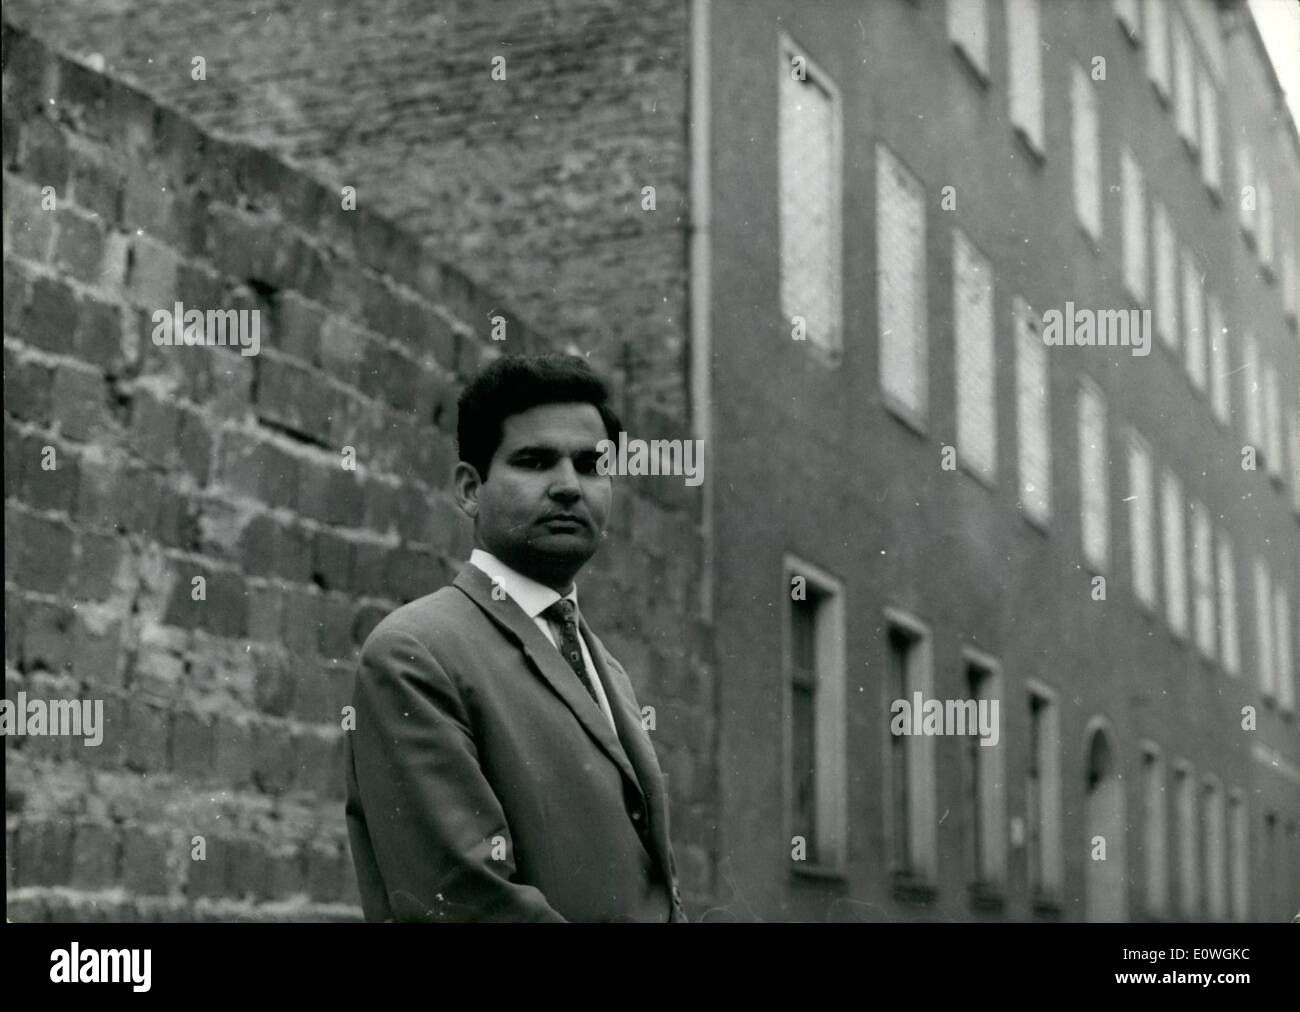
[579,616,675,881]
[453,564,643,800]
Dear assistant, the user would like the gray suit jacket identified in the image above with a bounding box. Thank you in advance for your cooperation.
[345,562,687,922]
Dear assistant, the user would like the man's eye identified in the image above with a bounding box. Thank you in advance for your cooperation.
[577,457,600,474]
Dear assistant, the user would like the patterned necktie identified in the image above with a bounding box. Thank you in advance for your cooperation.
[541,599,600,706]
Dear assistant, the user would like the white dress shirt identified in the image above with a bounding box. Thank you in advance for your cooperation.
[468,549,620,737]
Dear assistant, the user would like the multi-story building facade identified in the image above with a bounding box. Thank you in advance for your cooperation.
[8,0,1298,921]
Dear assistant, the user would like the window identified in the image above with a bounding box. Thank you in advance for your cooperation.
[1198,75,1221,191]
[965,654,1005,891]
[1114,0,1140,40]
[1027,685,1063,904]
[1078,379,1109,572]
[1207,295,1229,423]
[1015,298,1051,525]
[1172,13,1197,148]
[1255,558,1275,699]
[1128,432,1157,609]
[780,37,842,358]
[948,0,989,80]
[1264,365,1282,479]
[878,144,928,423]
[1154,202,1179,349]
[886,612,936,886]
[1007,0,1044,154]
[1182,250,1205,391]
[1190,499,1215,660]
[1173,763,1199,917]
[1145,0,1171,99]
[1071,64,1101,241]
[1122,149,1148,303]
[1243,332,1263,452]
[786,558,847,871]
[1202,778,1227,920]
[1237,143,1256,237]
[1228,791,1249,921]
[1162,469,1188,638]
[1217,532,1241,676]
[1282,238,1297,320]
[1275,582,1294,713]
[1259,178,1274,268]
[1141,745,1168,917]
[954,229,996,482]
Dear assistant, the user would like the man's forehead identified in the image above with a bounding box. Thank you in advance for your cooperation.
[499,402,606,447]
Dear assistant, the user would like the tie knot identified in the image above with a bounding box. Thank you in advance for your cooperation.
[543,598,576,625]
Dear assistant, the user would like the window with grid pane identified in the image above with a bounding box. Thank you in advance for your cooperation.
[954,229,996,482]
[780,43,841,358]
[877,144,928,421]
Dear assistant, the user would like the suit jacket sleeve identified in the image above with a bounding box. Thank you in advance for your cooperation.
[350,626,567,922]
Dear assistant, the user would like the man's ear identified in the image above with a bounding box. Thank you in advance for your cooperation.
[453,462,483,520]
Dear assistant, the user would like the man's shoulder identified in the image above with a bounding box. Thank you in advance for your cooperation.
[359,579,488,659]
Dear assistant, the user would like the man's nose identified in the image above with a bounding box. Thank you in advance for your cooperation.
[548,459,582,500]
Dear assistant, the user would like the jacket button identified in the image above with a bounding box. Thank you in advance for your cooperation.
[630,809,642,821]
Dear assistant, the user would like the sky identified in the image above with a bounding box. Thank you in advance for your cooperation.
[1249,0,1300,128]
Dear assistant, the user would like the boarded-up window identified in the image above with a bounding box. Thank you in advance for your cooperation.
[1162,469,1188,638]
[1078,380,1109,572]
[954,229,996,481]
[877,144,928,420]
[1007,0,1044,153]
[1015,298,1051,524]
[1072,64,1101,240]
[1122,149,1147,302]
[780,40,841,356]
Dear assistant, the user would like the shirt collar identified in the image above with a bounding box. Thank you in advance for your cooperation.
[468,548,578,620]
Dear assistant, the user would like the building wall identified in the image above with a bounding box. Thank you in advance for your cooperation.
[2,23,715,920]
[705,0,1299,921]
[4,0,693,419]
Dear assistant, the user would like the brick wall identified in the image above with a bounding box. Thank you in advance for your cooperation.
[2,22,714,921]
[4,0,693,420]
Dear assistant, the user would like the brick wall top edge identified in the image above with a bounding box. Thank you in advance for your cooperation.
[2,18,555,363]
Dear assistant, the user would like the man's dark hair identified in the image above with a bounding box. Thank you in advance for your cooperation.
[456,353,623,479]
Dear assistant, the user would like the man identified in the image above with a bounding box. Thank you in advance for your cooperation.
[344,352,687,922]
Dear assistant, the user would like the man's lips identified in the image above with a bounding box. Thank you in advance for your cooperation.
[540,513,588,528]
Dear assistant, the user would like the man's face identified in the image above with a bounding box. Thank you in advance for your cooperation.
[467,402,612,587]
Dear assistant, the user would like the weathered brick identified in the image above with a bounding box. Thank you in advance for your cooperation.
[16,819,74,887]
[58,58,111,138]
[204,567,248,638]
[120,825,170,895]
[71,610,125,689]
[74,530,124,602]
[170,709,216,781]
[185,833,228,899]
[66,141,124,223]
[126,233,179,307]
[71,821,120,889]
[273,291,326,364]
[6,192,57,263]
[9,511,74,595]
[20,115,70,193]
[54,208,106,284]
[2,26,57,117]
[125,699,170,772]
[255,355,339,440]
[51,362,106,442]
[213,715,253,787]
[72,293,125,372]
[2,255,33,324]
[316,597,353,663]
[23,274,79,354]
[122,167,177,241]
[251,718,294,795]
[279,586,319,658]
[306,844,344,904]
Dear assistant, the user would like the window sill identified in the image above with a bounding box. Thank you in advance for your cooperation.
[882,395,928,440]
[951,43,991,90]
[891,870,937,904]
[791,862,849,884]
[1032,894,1063,918]
[968,881,1006,913]
[1012,124,1046,166]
